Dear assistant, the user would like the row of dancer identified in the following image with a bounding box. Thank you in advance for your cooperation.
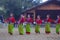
[5,13,60,35]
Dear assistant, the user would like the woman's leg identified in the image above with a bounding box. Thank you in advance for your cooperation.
[56,24,60,34]
[45,23,51,34]
[18,24,24,35]
[35,24,40,34]
[26,24,31,34]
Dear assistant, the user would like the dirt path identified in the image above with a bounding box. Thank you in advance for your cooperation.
[0,28,60,40]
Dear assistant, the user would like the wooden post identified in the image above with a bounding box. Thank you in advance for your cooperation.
[33,10,35,22]
[24,13,26,19]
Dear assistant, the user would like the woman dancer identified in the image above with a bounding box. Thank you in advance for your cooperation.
[18,14,25,35]
[8,13,15,35]
[45,15,53,34]
[26,14,33,34]
[35,15,42,34]
[56,15,60,34]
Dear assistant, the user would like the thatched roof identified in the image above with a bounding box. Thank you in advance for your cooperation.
[22,1,60,13]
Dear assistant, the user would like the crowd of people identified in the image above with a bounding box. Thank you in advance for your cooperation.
[0,13,60,35]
